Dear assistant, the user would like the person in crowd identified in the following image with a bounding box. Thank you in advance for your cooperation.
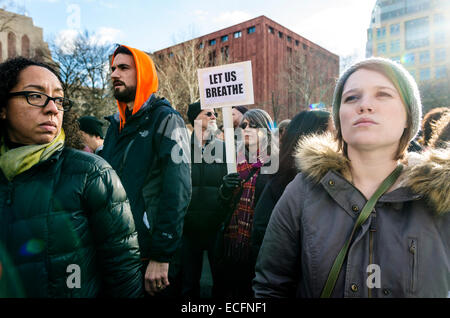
[78,115,105,155]
[251,110,331,264]
[429,111,449,149]
[0,57,143,297]
[277,119,291,144]
[253,57,449,298]
[420,107,449,149]
[232,106,248,128]
[216,108,278,298]
[101,45,191,297]
[179,102,228,298]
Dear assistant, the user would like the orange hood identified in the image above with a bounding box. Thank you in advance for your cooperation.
[111,45,158,130]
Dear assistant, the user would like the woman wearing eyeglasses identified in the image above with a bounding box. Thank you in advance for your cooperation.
[215,108,278,298]
[253,57,450,298]
[0,57,143,297]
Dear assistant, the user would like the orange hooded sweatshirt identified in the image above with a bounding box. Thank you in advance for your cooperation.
[111,45,158,131]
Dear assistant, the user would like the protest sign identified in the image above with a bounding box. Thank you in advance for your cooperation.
[197,61,254,173]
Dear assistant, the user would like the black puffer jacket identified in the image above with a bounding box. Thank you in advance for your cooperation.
[183,134,228,240]
[0,148,143,297]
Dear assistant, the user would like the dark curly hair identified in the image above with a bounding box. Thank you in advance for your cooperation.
[0,57,84,149]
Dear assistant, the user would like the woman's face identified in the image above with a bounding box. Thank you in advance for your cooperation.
[241,119,259,148]
[339,68,407,154]
[1,66,64,145]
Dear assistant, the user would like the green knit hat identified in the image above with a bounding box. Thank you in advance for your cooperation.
[332,57,422,142]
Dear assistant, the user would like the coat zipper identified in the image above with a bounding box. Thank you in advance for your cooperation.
[409,238,417,294]
[368,211,376,298]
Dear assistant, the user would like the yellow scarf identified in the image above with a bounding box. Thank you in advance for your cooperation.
[0,129,65,181]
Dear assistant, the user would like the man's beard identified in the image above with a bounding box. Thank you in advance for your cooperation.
[113,85,136,103]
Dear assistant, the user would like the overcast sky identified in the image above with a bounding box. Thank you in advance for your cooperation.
[6,0,377,59]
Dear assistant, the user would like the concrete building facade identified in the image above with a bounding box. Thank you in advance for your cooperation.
[366,0,450,82]
[0,9,50,62]
[154,16,339,121]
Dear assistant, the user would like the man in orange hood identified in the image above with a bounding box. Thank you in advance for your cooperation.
[102,45,191,297]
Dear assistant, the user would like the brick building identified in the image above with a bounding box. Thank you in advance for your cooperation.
[154,15,339,121]
[0,9,50,62]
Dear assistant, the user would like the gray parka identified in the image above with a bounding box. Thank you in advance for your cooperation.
[253,133,450,298]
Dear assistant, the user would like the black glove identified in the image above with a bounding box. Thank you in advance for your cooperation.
[220,172,242,198]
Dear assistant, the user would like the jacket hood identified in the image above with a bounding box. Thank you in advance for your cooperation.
[294,133,450,215]
[112,45,158,130]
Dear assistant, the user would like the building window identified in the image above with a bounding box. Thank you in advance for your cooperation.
[221,35,228,42]
[434,31,446,44]
[209,50,216,66]
[287,47,292,54]
[221,46,229,61]
[406,0,431,15]
[168,52,174,58]
[21,35,30,58]
[435,48,446,62]
[268,26,274,34]
[287,36,292,43]
[419,68,431,81]
[390,39,400,53]
[233,31,242,39]
[436,66,447,79]
[390,23,400,36]
[377,42,387,54]
[295,40,299,46]
[278,31,283,39]
[419,50,430,63]
[391,56,401,63]
[209,39,216,46]
[405,17,430,50]
[402,53,415,65]
[377,27,386,39]
[368,29,373,41]
[199,42,204,49]
[247,26,256,34]
[303,43,307,50]
[7,32,16,58]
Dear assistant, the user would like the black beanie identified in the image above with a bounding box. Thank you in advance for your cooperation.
[78,116,104,139]
[187,102,202,126]
[233,106,248,115]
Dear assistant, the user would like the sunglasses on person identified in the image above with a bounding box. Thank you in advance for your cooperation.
[205,111,218,118]
[8,91,73,112]
[240,121,258,129]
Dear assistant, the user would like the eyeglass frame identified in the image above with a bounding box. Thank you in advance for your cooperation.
[240,121,258,130]
[205,111,218,118]
[8,91,73,112]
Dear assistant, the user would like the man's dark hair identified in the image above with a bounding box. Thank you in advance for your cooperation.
[0,57,84,150]
[113,45,133,58]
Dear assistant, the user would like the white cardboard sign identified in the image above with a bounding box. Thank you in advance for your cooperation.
[197,61,254,109]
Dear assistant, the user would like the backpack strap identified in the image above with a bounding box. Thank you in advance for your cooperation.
[320,164,403,298]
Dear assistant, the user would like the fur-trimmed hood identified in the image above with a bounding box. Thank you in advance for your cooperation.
[294,133,450,215]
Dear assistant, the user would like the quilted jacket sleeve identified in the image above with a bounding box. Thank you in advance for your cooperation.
[148,112,192,262]
[83,162,143,297]
[253,174,304,298]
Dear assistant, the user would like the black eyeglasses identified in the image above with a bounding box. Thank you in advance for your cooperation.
[205,111,218,118]
[9,91,73,112]
[240,121,258,129]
